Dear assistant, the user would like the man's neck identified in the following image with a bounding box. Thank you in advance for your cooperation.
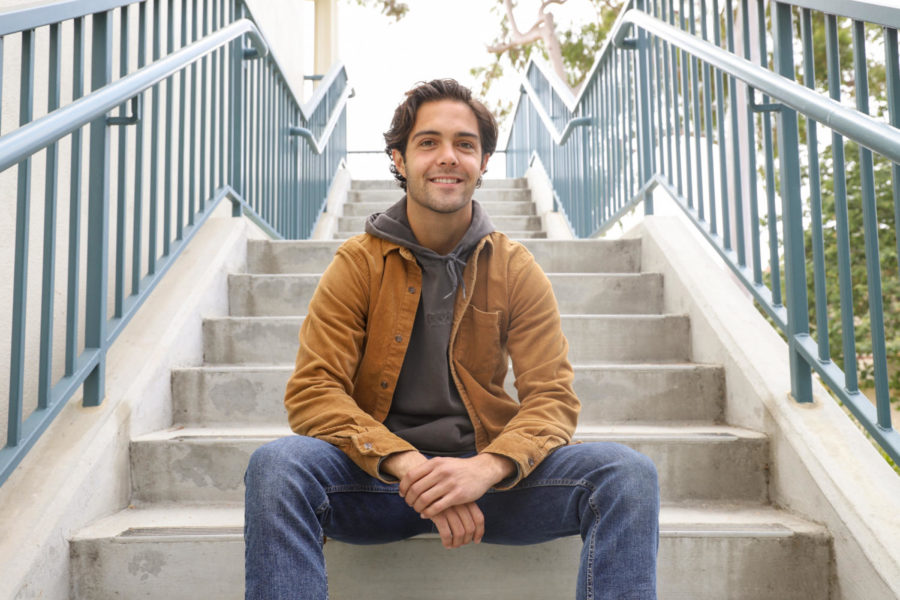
[406,200,473,255]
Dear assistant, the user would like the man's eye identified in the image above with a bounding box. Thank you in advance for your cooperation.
[420,139,435,147]
[459,142,475,150]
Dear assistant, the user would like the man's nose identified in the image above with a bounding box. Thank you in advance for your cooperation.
[437,144,458,166]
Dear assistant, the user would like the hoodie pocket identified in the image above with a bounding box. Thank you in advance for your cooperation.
[454,305,503,377]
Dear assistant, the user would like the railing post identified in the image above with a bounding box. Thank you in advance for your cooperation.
[772,1,813,403]
[84,9,113,406]
[635,0,655,214]
[230,0,244,216]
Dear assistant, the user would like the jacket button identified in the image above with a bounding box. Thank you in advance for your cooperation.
[394,335,402,343]
[380,381,388,389]
[408,287,416,294]
[363,442,373,450]
[527,457,535,467]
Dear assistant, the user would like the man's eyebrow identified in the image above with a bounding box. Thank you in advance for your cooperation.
[411,130,480,141]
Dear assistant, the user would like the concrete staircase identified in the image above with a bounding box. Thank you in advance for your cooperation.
[68,178,833,599]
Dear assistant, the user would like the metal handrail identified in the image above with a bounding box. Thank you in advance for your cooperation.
[0,19,267,174]
[506,0,900,467]
[0,0,147,36]
[615,9,900,164]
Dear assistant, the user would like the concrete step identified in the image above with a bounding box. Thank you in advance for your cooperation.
[343,199,537,216]
[129,425,767,504]
[171,363,724,428]
[337,214,543,233]
[347,188,532,203]
[334,229,548,240]
[351,178,528,190]
[247,238,642,274]
[202,314,691,365]
[70,504,830,600]
[228,272,664,317]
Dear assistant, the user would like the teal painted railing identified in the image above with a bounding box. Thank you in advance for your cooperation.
[0,0,349,485]
[506,0,900,465]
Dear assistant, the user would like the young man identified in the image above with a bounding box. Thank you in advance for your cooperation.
[244,79,659,599]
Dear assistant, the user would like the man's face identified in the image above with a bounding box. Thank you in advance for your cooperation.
[392,99,490,216]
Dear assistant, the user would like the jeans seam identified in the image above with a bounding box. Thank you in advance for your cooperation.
[586,492,599,600]
[324,484,398,494]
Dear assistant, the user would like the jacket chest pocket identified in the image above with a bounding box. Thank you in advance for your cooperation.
[454,305,503,376]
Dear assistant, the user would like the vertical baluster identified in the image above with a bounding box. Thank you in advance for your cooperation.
[661,0,675,181]
[701,0,717,231]
[188,0,198,223]
[114,8,129,319]
[636,0,654,213]
[625,48,635,200]
[255,59,263,213]
[9,28,35,443]
[132,2,146,297]
[149,0,161,273]
[163,0,175,254]
[230,0,244,213]
[199,0,208,207]
[726,0,744,263]
[39,23,62,410]
[886,28,900,287]
[209,0,218,195]
[66,18,85,375]
[759,0,781,307]
[773,0,812,403]
[825,15,856,390]
[712,0,729,245]
[852,20,891,427]
[681,0,694,208]
[0,37,4,135]
[175,0,186,237]
[669,0,683,195]
[800,8,829,363]
[221,0,229,188]
[741,0,762,284]
[244,55,252,211]
[84,10,113,406]
[691,0,705,221]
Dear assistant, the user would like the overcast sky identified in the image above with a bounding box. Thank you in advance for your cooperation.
[336,0,598,162]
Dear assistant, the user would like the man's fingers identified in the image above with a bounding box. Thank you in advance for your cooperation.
[466,502,485,543]
[431,513,453,548]
[443,507,467,549]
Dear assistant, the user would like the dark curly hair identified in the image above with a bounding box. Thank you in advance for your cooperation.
[383,79,498,190]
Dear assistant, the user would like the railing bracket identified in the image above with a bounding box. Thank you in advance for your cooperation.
[616,37,639,49]
[748,88,784,113]
[106,95,142,126]
[243,46,262,60]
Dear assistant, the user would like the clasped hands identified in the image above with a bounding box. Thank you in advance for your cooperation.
[381,450,514,550]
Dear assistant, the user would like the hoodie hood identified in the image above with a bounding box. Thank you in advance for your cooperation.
[365,197,495,299]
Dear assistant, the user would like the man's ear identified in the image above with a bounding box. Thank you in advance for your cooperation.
[392,149,406,178]
[480,153,491,173]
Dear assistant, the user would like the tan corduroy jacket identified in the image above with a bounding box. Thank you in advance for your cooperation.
[284,231,580,489]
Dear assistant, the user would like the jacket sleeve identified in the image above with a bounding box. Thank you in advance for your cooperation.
[284,242,416,481]
[481,247,580,488]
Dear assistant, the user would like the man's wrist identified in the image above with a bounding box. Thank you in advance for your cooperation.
[473,452,516,488]
[380,450,426,481]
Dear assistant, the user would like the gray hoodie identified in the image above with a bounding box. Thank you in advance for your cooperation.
[365,197,495,455]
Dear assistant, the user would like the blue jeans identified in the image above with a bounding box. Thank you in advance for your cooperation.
[244,436,659,600]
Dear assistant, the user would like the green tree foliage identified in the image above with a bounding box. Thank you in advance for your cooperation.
[348,0,409,21]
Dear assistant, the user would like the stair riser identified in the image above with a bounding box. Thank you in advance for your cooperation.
[202,315,691,365]
[338,214,543,232]
[247,239,642,274]
[348,189,532,203]
[228,273,664,317]
[343,200,537,216]
[70,530,829,600]
[171,365,725,427]
[130,434,767,503]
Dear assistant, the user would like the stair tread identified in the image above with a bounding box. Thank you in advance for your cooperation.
[133,423,764,443]
[72,502,827,542]
[174,361,722,373]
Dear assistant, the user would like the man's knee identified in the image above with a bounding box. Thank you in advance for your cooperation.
[245,435,324,492]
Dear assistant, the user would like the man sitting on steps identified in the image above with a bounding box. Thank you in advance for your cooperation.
[243,78,660,600]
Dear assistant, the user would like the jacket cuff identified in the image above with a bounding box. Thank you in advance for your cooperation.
[337,429,417,483]
[482,432,556,490]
